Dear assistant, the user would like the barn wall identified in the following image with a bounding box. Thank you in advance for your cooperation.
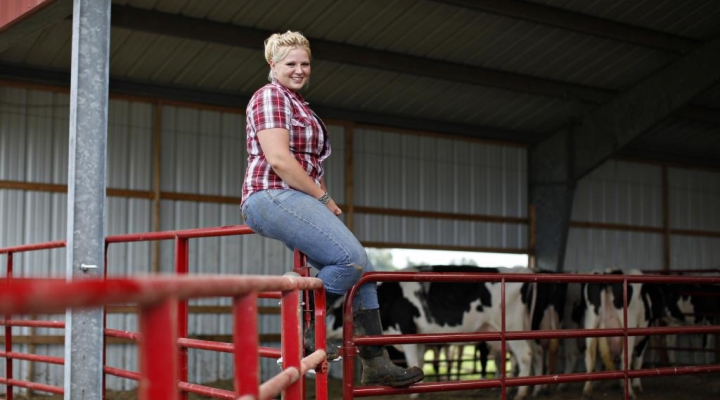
[5,83,719,392]
[565,160,720,273]
[0,86,322,390]
[565,161,664,272]
[353,128,528,251]
[668,167,720,270]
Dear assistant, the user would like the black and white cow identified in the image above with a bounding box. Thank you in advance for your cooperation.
[326,265,563,400]
[558,281,585,391]
[527,269,568,380]
[661,282,720,365]
[573,269,666,400]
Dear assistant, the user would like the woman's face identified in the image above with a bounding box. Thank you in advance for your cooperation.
[271,47,311,92]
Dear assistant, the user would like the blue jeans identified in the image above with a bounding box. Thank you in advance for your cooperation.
[241,189,379,311]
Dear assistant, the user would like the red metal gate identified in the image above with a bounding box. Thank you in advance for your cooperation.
[0,274,329,400]
[4,227,720,400]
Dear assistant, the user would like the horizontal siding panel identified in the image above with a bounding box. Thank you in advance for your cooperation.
[107,100,154,191]
[565,228,663,273]
[323,124,346,204]
[671,236,720,270]
[572,160,663,227]
[669,168,720,232]
[161,105,245,196]
[353,128,527,251]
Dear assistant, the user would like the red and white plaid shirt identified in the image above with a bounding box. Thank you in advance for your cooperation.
[242,82,331,204]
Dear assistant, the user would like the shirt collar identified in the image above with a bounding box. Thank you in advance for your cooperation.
[271,80,307,104]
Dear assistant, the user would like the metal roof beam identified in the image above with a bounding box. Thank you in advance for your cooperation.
[618,147,720,170]
[0,0,73,53]
[109,6,719,125]
[0,61,537,143]
[529,32,720,271]
[569,33,720,181]
[109,5,609,104]
[432,0,697,54]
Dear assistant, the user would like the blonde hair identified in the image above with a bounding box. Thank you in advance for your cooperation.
[264,31,311,82]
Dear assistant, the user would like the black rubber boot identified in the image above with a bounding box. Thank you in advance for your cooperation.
[304,292,343,361]
[354,308,424,388]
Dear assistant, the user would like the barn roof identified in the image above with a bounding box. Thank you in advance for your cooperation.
[1,0,719,168]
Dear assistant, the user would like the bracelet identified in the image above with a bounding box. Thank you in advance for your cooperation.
[318,192,331,205]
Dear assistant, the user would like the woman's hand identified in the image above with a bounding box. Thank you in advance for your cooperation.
[325,198,342,216]
[258,129,342,217]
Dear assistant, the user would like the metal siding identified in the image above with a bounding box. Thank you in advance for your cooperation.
[0,87,26,181]
[572,160,663,226]
[162,105,199,193]
[669,168,720,270]
[157,103,299,383]
[219,112,244,197]
[161,105,245,195]
[566,161,720,272]
[100,99,155,390]
[107,100,154,190]
[49,92,69,183]
[0,87,113,390]
[323,124,346,205]
[669,168,720,231]
[353,128,527,251]
[565,228,663,273]
[671,235,720,270]
[567,161,664,272]
[1,87,68,283]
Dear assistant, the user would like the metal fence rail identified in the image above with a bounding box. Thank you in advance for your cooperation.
[0,225,331,400]
[340,271,720,400]
[0,274,327,400]
[4,227,720,400]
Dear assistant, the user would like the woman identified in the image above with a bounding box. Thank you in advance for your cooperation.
[240,31,424,388]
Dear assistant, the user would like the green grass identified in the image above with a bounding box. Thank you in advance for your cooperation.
[421,346,512,381]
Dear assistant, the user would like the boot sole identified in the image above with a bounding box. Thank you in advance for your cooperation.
[363,368,424,388]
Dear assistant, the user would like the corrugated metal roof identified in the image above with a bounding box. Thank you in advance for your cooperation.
[528,0,720,39]
[1,0,718,166]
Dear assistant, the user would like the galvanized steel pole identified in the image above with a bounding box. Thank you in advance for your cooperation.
[64,0,111,399]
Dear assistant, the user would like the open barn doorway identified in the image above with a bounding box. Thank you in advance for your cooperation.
[364,248,530,381]
[366,248,529,271]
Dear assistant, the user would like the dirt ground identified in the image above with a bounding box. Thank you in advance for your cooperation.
[8,372,720,400]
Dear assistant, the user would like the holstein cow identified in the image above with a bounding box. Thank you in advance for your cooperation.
[527,270,568,381]
[573,269,665,400]
[661,282,720,365]
[326,265,553,400]
[558,281,585,391]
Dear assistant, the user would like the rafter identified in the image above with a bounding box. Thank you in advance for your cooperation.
[432,0,696,54]
[108,5,718,125]
[529,32,720,271]
[109,5,609,104]
[0,61,536,143]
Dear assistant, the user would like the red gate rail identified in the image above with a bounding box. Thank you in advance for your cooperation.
[5,228,720,400]
[0,274,326,400]
[0,225,320,400]
[340,271,720,400]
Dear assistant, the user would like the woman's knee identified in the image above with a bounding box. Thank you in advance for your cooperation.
[345,246,373,273]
